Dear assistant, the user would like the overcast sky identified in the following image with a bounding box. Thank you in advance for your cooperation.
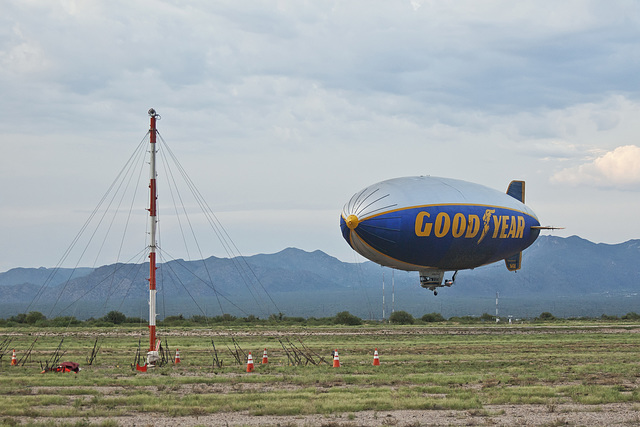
[1,1,639,271]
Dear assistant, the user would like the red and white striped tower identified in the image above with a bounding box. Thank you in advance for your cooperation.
[147,108,160,365]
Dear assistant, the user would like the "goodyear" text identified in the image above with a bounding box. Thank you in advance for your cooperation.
[414,210,525,242]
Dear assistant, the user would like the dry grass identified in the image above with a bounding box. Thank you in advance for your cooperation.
[0,324,639,425]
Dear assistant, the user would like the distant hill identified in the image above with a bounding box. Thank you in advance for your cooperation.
[1,236,639,320]
[443,235,640,297]
[0,266,93,288]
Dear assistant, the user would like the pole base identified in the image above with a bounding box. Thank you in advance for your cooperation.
[146,350,160,366]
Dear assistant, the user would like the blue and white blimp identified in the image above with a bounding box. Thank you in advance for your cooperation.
[340,176,550,295]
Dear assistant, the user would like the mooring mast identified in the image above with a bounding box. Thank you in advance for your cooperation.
[147,108,159,365]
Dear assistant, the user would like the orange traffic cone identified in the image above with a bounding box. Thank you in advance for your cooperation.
[246,352,254,372]
[333,349,340,367]
[373,348,380,366]
[10,349,17,366]
[261,348,268,364]
[174,348,180,364]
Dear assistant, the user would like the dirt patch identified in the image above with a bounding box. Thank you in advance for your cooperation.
[15,324,640,340]
[19,403,640,426]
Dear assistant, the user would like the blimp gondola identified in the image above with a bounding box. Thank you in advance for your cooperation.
[340,176,550,295]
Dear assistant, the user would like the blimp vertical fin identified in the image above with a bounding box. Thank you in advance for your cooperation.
[505,252,522,271]
[506,180,525,203]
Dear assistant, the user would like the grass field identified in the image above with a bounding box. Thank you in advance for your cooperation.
[1,323,639,426]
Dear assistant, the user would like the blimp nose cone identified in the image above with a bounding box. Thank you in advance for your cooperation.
[346,214,359,230]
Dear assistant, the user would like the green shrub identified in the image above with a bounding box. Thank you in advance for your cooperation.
[601,314,619,321]
[621,312,640,320]
[389,310,414,325]
[334,311,362,325]
[50,316,81,327]
[480,313,496,322]
[537,312,556,321]
[448,316,479,324]
[421,312,445,322]
[102,311,127,324]
[25,311,46,325]
[213,313,237,323]
[8,313,27,324]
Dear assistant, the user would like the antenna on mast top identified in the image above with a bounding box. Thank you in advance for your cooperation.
[148,108,161,119]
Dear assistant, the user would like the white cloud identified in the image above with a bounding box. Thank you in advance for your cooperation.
[552,145,640,189]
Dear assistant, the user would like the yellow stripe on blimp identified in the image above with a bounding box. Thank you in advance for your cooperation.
[357,202,536,222]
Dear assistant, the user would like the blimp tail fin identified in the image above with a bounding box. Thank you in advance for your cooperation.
[505,252,522,271]
[506,180,525,203]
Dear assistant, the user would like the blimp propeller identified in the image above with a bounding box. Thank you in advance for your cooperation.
[340,176,557,295]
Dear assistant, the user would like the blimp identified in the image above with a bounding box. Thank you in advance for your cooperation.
[340,176,552,295]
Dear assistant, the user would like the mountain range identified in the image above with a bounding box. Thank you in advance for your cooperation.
[1,235,639,320]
